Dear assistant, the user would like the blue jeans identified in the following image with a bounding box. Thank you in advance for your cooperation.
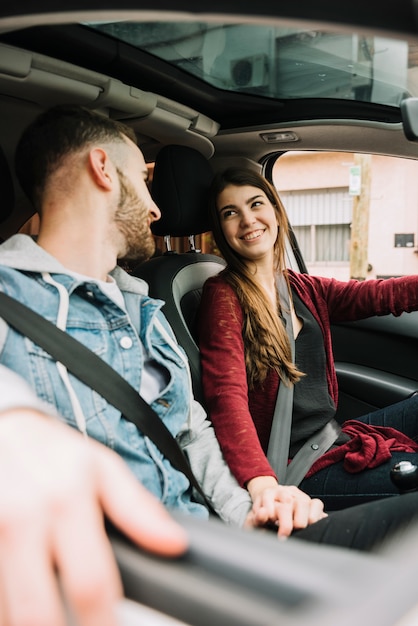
[300,394,418,511]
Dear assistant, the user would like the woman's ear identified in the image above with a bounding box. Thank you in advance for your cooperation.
[88,148,114,191]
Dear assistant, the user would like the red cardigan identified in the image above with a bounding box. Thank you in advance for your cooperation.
[198,270,418,487]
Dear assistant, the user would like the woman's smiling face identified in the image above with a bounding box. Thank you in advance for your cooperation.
[217,184,279,265]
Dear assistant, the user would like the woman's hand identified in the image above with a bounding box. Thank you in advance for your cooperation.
[244,476,327,538]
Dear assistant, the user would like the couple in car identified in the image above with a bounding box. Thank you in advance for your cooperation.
[1,104,418,625]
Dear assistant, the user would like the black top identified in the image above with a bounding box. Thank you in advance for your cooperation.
[289,293,347,457]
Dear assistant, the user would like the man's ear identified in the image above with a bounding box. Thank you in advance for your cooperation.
[88,148,114,191]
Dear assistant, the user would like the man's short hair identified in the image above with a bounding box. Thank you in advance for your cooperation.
[15,104,137,212]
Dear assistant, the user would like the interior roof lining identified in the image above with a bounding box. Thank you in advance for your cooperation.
[0,23,405,129]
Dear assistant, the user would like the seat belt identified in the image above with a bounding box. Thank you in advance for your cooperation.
[266,275,295,482]
[267,275,341,486]
[0,292,215,512]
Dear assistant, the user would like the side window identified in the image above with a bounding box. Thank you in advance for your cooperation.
[272,151,418,280]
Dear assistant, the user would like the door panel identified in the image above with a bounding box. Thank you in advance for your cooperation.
[110,512,418,626]
[332,311,418,422]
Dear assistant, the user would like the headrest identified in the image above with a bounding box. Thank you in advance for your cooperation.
[151,145,213,237]
[0,146,14,223]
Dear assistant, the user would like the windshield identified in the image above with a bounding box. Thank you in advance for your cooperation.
[86,21,418,107]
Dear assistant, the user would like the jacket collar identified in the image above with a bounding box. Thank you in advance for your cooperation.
[0,234,149,296]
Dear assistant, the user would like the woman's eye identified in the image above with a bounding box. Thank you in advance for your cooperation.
[222,209,236,219]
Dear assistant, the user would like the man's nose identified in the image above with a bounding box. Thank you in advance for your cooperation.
[150,200,161,222]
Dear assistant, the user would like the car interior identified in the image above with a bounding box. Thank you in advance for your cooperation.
[3,3,418,624]
[2,19,418,421]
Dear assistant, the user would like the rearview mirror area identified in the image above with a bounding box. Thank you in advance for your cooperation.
[400,97,418,140]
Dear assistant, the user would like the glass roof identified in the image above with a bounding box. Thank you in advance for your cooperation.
[86,21,418,108]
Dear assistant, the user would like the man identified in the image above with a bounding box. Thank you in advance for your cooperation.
[2,103,322,531]
[1,105,418,625]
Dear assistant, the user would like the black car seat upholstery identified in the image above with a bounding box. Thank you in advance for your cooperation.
[132,145,225,406]
[0,145,14,224]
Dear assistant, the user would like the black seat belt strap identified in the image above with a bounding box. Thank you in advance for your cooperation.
[0,292,213,511]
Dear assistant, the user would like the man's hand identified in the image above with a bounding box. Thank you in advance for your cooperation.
[244,476,327,538]
[0,409,188,626]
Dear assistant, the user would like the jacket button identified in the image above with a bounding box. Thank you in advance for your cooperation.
[311,444,319,450]
[120,336,133,349]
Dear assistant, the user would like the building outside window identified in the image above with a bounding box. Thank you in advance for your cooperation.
[279,187,351,265]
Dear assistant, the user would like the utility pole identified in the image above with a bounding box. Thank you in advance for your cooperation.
[349,153,371,280]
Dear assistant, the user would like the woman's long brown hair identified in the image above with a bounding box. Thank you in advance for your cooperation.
[208,167,304,388]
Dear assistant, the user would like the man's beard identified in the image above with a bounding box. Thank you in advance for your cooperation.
[114,169,156,265]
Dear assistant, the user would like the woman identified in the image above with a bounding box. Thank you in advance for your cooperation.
[198,166,418,514]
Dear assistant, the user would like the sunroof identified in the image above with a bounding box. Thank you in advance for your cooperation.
[86,21,418,107]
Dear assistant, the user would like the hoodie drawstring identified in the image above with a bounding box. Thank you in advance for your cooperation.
[42,272,88,437]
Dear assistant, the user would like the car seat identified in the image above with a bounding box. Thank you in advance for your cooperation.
[132,145,225,406]
[0,145,14,224]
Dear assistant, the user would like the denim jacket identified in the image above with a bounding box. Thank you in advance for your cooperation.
[0,235,251,526]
